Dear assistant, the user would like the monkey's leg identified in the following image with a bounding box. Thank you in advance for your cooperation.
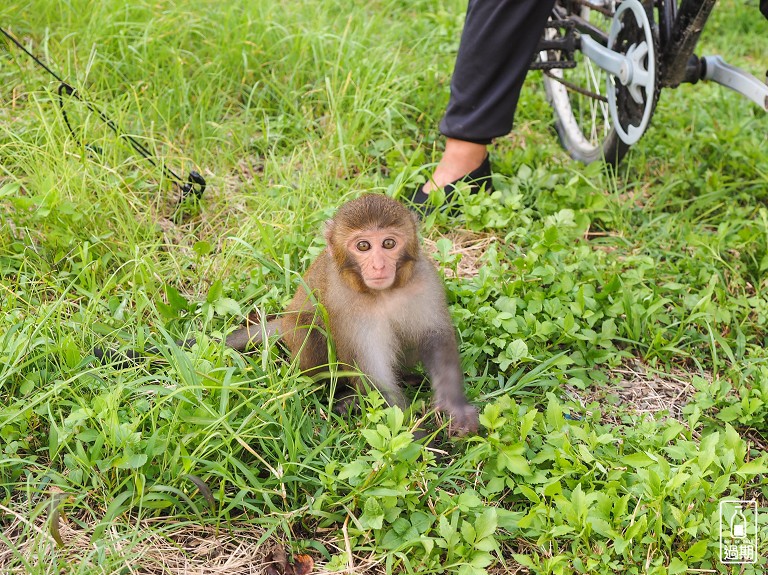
[419,331,479,435]
[282,311,330,375]
[331,380,360,414]
[353,351,408,413]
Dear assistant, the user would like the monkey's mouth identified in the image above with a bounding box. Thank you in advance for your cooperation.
[364,276,395,289]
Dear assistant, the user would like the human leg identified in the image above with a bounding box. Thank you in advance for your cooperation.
[420,0,556,195]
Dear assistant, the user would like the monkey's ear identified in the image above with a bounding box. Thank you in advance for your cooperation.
[324,219,335,246]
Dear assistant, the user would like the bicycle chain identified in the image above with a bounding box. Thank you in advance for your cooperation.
[543,69,609,102]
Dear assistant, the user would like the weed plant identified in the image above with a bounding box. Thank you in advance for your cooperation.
[1,0,768,573]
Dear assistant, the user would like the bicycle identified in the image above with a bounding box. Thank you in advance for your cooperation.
[533,0,768,165]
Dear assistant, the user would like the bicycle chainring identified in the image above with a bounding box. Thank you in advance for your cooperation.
[607,0,660,145]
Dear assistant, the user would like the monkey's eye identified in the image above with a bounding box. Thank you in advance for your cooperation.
[356,240,371,252]
[382,238,396,249]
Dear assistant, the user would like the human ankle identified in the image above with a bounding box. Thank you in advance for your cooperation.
[423,140,488,193]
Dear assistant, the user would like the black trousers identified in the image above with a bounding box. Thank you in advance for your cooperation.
[439,0,557,145]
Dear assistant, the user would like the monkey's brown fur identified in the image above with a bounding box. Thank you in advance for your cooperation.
[235,194,477,434]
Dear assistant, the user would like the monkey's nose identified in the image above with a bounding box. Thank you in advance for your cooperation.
[371,255,386,270]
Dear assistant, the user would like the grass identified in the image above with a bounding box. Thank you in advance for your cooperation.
[2,0,768,573]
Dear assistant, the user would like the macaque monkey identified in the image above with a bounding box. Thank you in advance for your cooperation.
[96,194,479,434]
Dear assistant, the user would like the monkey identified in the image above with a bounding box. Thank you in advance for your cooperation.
[95,194,479,435]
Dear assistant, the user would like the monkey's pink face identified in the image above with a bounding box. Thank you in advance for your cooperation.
[347,230,407,290]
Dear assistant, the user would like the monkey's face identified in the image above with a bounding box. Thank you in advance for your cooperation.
[346,230,408,291]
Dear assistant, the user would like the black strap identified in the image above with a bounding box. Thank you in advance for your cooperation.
[1,26,206,201]
[762,0,768,20]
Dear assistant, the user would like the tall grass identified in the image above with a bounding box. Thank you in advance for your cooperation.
[2,0,768,573]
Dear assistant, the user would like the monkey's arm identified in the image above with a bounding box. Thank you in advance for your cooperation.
[419,329,479,435]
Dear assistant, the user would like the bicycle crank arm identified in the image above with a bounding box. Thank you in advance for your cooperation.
[700,55,768,112]
[579,35,634,86]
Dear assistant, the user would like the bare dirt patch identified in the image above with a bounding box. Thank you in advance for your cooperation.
[564,358,700,426]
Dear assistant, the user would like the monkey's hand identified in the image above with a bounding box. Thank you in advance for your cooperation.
[444,402,479,436]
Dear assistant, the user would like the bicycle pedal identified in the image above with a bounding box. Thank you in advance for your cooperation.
[701,55,768,111]
[533,18,577,70]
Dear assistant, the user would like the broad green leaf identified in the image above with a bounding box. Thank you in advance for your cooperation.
[438,515,458,543]
[668,558,688,574]
[461,520,476,544]
[470,552,494,567]
[165,284,190,311]
[113,452,148,469]
[385,406,405,430]
[578,443,595,463]
[505,339,529,363]
[543,481,562,497]
[698,432,720,471]
[474,537,498,552]
[361,497,384,530]
[338,460,368,481]
[192,240,212,257]
[214,297,241,316]
[410,511,433,533]
[571,484,587,521]
[683,539,709,560]
[206,280,224,303]
[712,473,731,495]
[624,516,647,541]
[500,453,532,476]
[457,564,484,575]
[736,457,768,477]
[474,508,498,541]
[666,472,690,492]
[518,485,540,503]
[545,393,565,429]
[519,408,537,442]
[0,181,20,198]
[622,452,656,468]
[389,431,413,454]
[361,429,385,451]
[588,517,615,538]
[458,490,483,510]
[513,554,536,568]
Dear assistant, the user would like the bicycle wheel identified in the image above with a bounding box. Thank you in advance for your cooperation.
[540,1,628,165]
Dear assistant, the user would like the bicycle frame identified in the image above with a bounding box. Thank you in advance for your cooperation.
[660,0,717,87]
[660,0,768,110]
